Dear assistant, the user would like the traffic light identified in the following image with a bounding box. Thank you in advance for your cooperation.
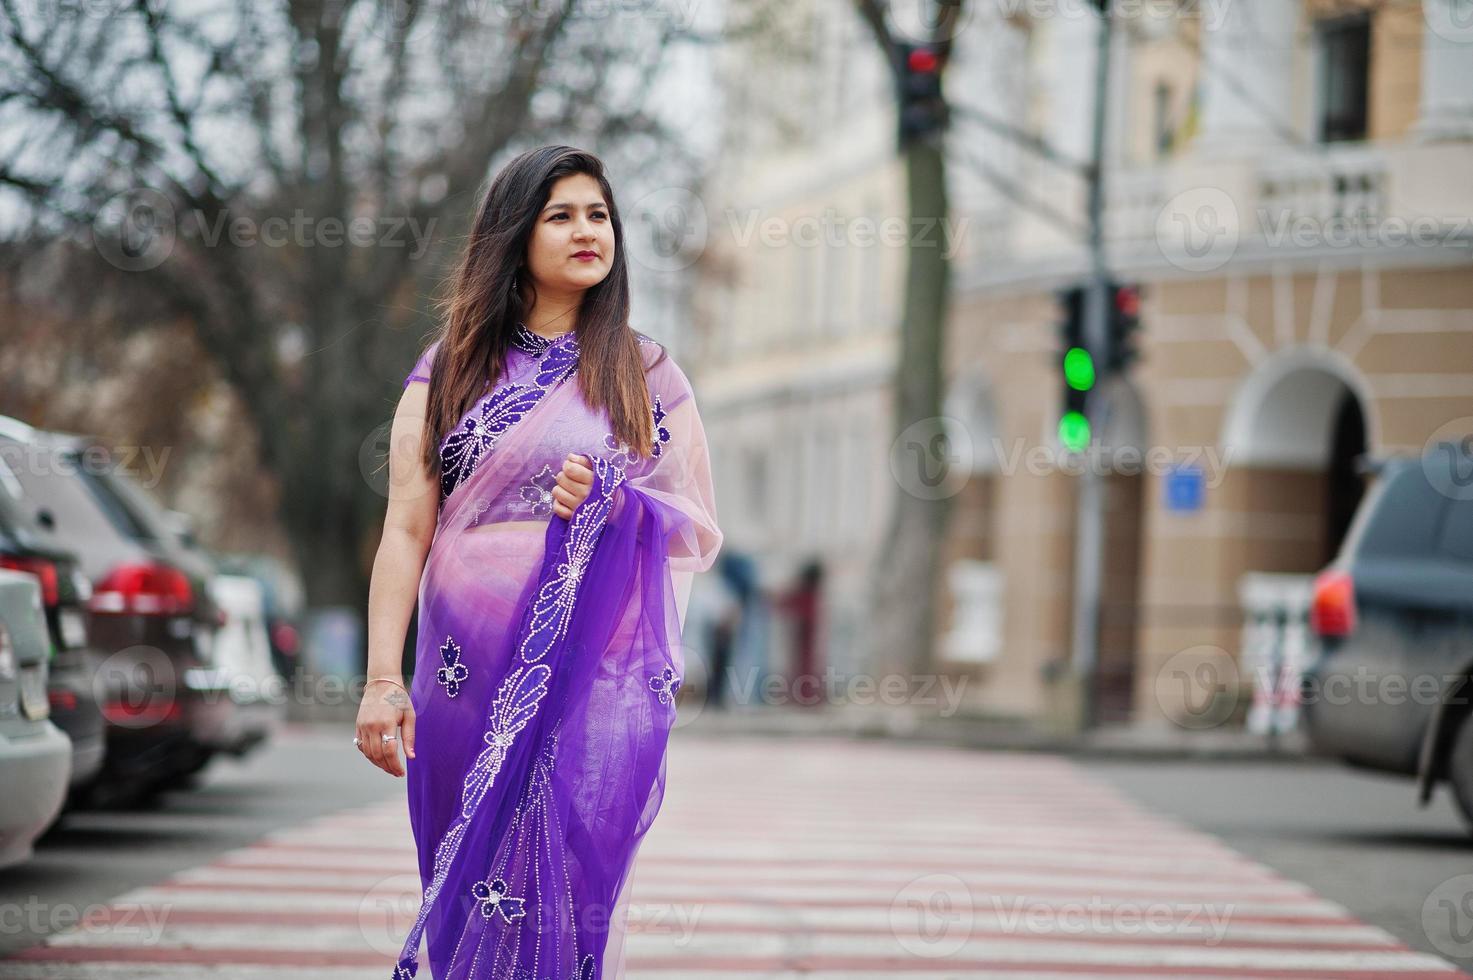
[1056,284,1092,453]
[1106,281,1142,374]
[895,42,946,146]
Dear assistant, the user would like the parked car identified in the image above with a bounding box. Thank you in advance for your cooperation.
[59,444,286,772]
[206,574,286,757]
[1300,442,1473,833]
[217,552,305,682]
[0,568,72,868]
[0,476,105,795]
[0,419,231,805]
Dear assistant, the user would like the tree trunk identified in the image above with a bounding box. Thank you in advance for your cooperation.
[866,135,953,679]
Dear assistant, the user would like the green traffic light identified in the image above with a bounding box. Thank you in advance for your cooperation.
[1059,410,1090,452]
[1063,346,1095,391]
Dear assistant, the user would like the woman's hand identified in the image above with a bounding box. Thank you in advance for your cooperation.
[355,678,416,777]
[551,453,594,519]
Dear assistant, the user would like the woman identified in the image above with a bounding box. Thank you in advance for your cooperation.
[357,145,722,979]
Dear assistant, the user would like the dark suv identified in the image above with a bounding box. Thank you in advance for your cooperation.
[0,422,231,804]
[1301,441,1473,832]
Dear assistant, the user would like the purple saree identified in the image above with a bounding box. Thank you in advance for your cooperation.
[392,324,722,979]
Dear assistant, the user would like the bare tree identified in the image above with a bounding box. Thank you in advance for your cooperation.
[0,0,773,615]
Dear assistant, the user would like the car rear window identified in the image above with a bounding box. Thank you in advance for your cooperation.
[67,457,159,545]
[0,442,139,554]
[1345,463,1447,559]
[1438,496,1473,562]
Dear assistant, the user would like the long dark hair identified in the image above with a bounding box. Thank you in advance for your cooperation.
[418,145,665,476]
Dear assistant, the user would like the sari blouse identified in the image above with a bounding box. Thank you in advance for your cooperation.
[402,324,721,576]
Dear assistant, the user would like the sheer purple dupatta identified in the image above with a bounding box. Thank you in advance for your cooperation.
[394,341,722,980]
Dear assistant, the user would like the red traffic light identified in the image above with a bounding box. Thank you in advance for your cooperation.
[1113,284,1141,317]
[907,47,940,73]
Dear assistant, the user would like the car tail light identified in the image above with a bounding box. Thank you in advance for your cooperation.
[90,562,194,616]
[1310,569,1357,637]
[0,554,60,606]
[49,689,78,712]
[101,697,182,726]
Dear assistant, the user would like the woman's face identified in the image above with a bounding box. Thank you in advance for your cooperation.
[524,173,615,300]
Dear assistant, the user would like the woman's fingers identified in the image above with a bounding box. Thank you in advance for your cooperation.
[354,696,409,776]
[384,727,406,777]
[562,453,593,485]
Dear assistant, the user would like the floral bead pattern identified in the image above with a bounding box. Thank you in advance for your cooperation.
[438,339,579,501]
[649,665,680,705]
[511,321,565,357]
[518,463,558,518]
[649,394,670,458]
[436,635,469,698]
[472,876,527,924]
[602,392,669,471]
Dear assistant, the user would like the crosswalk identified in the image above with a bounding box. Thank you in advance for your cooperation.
[2,736,1468,978]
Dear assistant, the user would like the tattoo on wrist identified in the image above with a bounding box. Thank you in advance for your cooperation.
[383,689,410,708]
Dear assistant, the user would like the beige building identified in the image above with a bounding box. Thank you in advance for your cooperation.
[692,1,1473,727]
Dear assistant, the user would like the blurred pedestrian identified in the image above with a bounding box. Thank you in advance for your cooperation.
[774,558,825,708]
[684,564,740,709]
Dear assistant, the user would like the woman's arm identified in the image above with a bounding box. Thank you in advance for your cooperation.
[359,380,439,776]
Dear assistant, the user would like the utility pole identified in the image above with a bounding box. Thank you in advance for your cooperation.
[1069,0,1115,732]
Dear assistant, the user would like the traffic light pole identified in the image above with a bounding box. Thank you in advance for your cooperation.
[1068,2,1115,732]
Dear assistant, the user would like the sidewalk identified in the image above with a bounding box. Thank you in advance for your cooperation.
[676,701,1318,762]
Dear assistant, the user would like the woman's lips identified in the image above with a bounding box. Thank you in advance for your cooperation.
[573,251,598,261]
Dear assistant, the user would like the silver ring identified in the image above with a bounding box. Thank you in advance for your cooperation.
[382,734,398,742]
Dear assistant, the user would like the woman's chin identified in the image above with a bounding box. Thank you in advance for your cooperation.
[560,267,609,290]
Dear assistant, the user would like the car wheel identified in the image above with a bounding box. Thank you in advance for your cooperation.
[1449,712,1473,836]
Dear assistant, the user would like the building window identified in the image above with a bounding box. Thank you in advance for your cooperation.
[1152,81,1174,159]
[1314,14,1370,143]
